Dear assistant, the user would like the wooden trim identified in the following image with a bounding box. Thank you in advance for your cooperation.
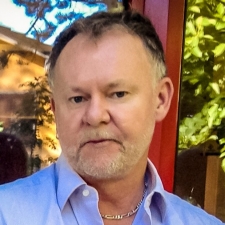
[204,156,220,215]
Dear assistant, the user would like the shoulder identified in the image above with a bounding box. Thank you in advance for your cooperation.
[0,163,64,225]
[164,191,223,224]
[0,163,56,202]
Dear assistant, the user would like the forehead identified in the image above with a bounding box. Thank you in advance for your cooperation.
[54,29,155,86]
[58,28,152,62]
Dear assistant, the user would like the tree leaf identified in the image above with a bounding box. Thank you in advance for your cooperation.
[215,21,225,30]
[208,117,214,128]
[213,43,225,57]
[219,107,225,118]
[204,34,214,39]
[208,135,218,140]
[209,82,220,94]
[186,21,196,35]
[202,17,217,26]
[191,36,199,47]
[220,152,225,158]
[208,104,219,117]
[217,3,225,16]
[189,6,200,13]
[191,46,202,57]
[184,52,192,59]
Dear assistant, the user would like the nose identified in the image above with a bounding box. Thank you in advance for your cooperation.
[82,96,110,127]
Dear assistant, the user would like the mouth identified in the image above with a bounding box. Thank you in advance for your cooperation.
[80,139,112,147]
[80,138,123,150]
[87,139,107,143]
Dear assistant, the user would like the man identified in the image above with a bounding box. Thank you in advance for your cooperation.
[0,10,223,225]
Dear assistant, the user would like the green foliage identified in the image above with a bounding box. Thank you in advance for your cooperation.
[179,0,225,170]
[18,74,57,150]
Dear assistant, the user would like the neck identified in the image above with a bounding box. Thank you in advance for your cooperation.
[83,161,148,224]
[99,174,147,225]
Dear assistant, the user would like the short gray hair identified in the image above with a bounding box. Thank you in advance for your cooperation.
[46,10,166,88]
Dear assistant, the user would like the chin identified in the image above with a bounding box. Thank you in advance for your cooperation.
[74,158,130,180]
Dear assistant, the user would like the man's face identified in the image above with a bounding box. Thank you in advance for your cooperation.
[51,29,172,180]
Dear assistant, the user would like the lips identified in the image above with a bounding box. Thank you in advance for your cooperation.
[81,139,111,147]
[87,139,108,143]
[79,137,124,150]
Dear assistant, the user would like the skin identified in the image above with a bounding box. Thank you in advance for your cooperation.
[51,29,173,225]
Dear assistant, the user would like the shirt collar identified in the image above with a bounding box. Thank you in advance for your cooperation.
[55,153,86,211]
[146,159,167,222]
[55,155,167,220]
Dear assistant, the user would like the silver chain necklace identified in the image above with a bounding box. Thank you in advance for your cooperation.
[101,182,148,220]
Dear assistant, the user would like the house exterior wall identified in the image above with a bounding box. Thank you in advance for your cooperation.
[0,40,60,169]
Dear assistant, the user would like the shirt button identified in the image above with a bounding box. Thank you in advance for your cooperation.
[82,189,90,197]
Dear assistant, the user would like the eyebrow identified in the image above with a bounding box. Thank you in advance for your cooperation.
[106,80,138,91]
[106,80,126,88]
[71,87,84,93]
[70,79,137,93]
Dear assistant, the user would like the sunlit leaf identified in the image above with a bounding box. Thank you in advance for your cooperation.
[213,64,221,71]
[186,128,195,136]
[179,125,187,133]
[214,118,222,125]
[219,107,225,118]
[184,117,194,127]
[184,52,191,59]
[220,138,225,145]
[203,34,214,39]
[185,37,194,45]
[220,152,225,158]
[191,36,199,47]
[207,18,217,26]
[189,6,200,13]
[208,135,218,140]
[208,116,214,128]
[186,21,196,35]
[203,17,216,26]
[208,104,219,117]
[190,135,197,142]
[196,16,203,27]
[221,159,225,172]
[209,82,220,94]
[213,43,225,57]
[191,46,202,57]
[217,3,225,16]
[189,78,199,85]
[195,84,202,95]
[200,126,209,134]
[202,105,209,116]
[216,21,225,30]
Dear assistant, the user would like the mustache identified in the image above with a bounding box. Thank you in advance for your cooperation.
[79,130,124,150]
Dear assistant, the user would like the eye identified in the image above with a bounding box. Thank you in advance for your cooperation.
[114,91,127,98]
[71,96,84,103]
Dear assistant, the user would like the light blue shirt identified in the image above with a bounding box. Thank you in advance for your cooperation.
[0,154,223,225]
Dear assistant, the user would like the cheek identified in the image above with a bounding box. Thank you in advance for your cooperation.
[54,106,82,139]
[112,103,155,140]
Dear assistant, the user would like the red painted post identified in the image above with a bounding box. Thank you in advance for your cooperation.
[131,0,185,192]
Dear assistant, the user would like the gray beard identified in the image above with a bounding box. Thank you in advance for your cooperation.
[62,128,153,180]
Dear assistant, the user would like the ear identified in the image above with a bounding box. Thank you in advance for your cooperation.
[155,77,174,122]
